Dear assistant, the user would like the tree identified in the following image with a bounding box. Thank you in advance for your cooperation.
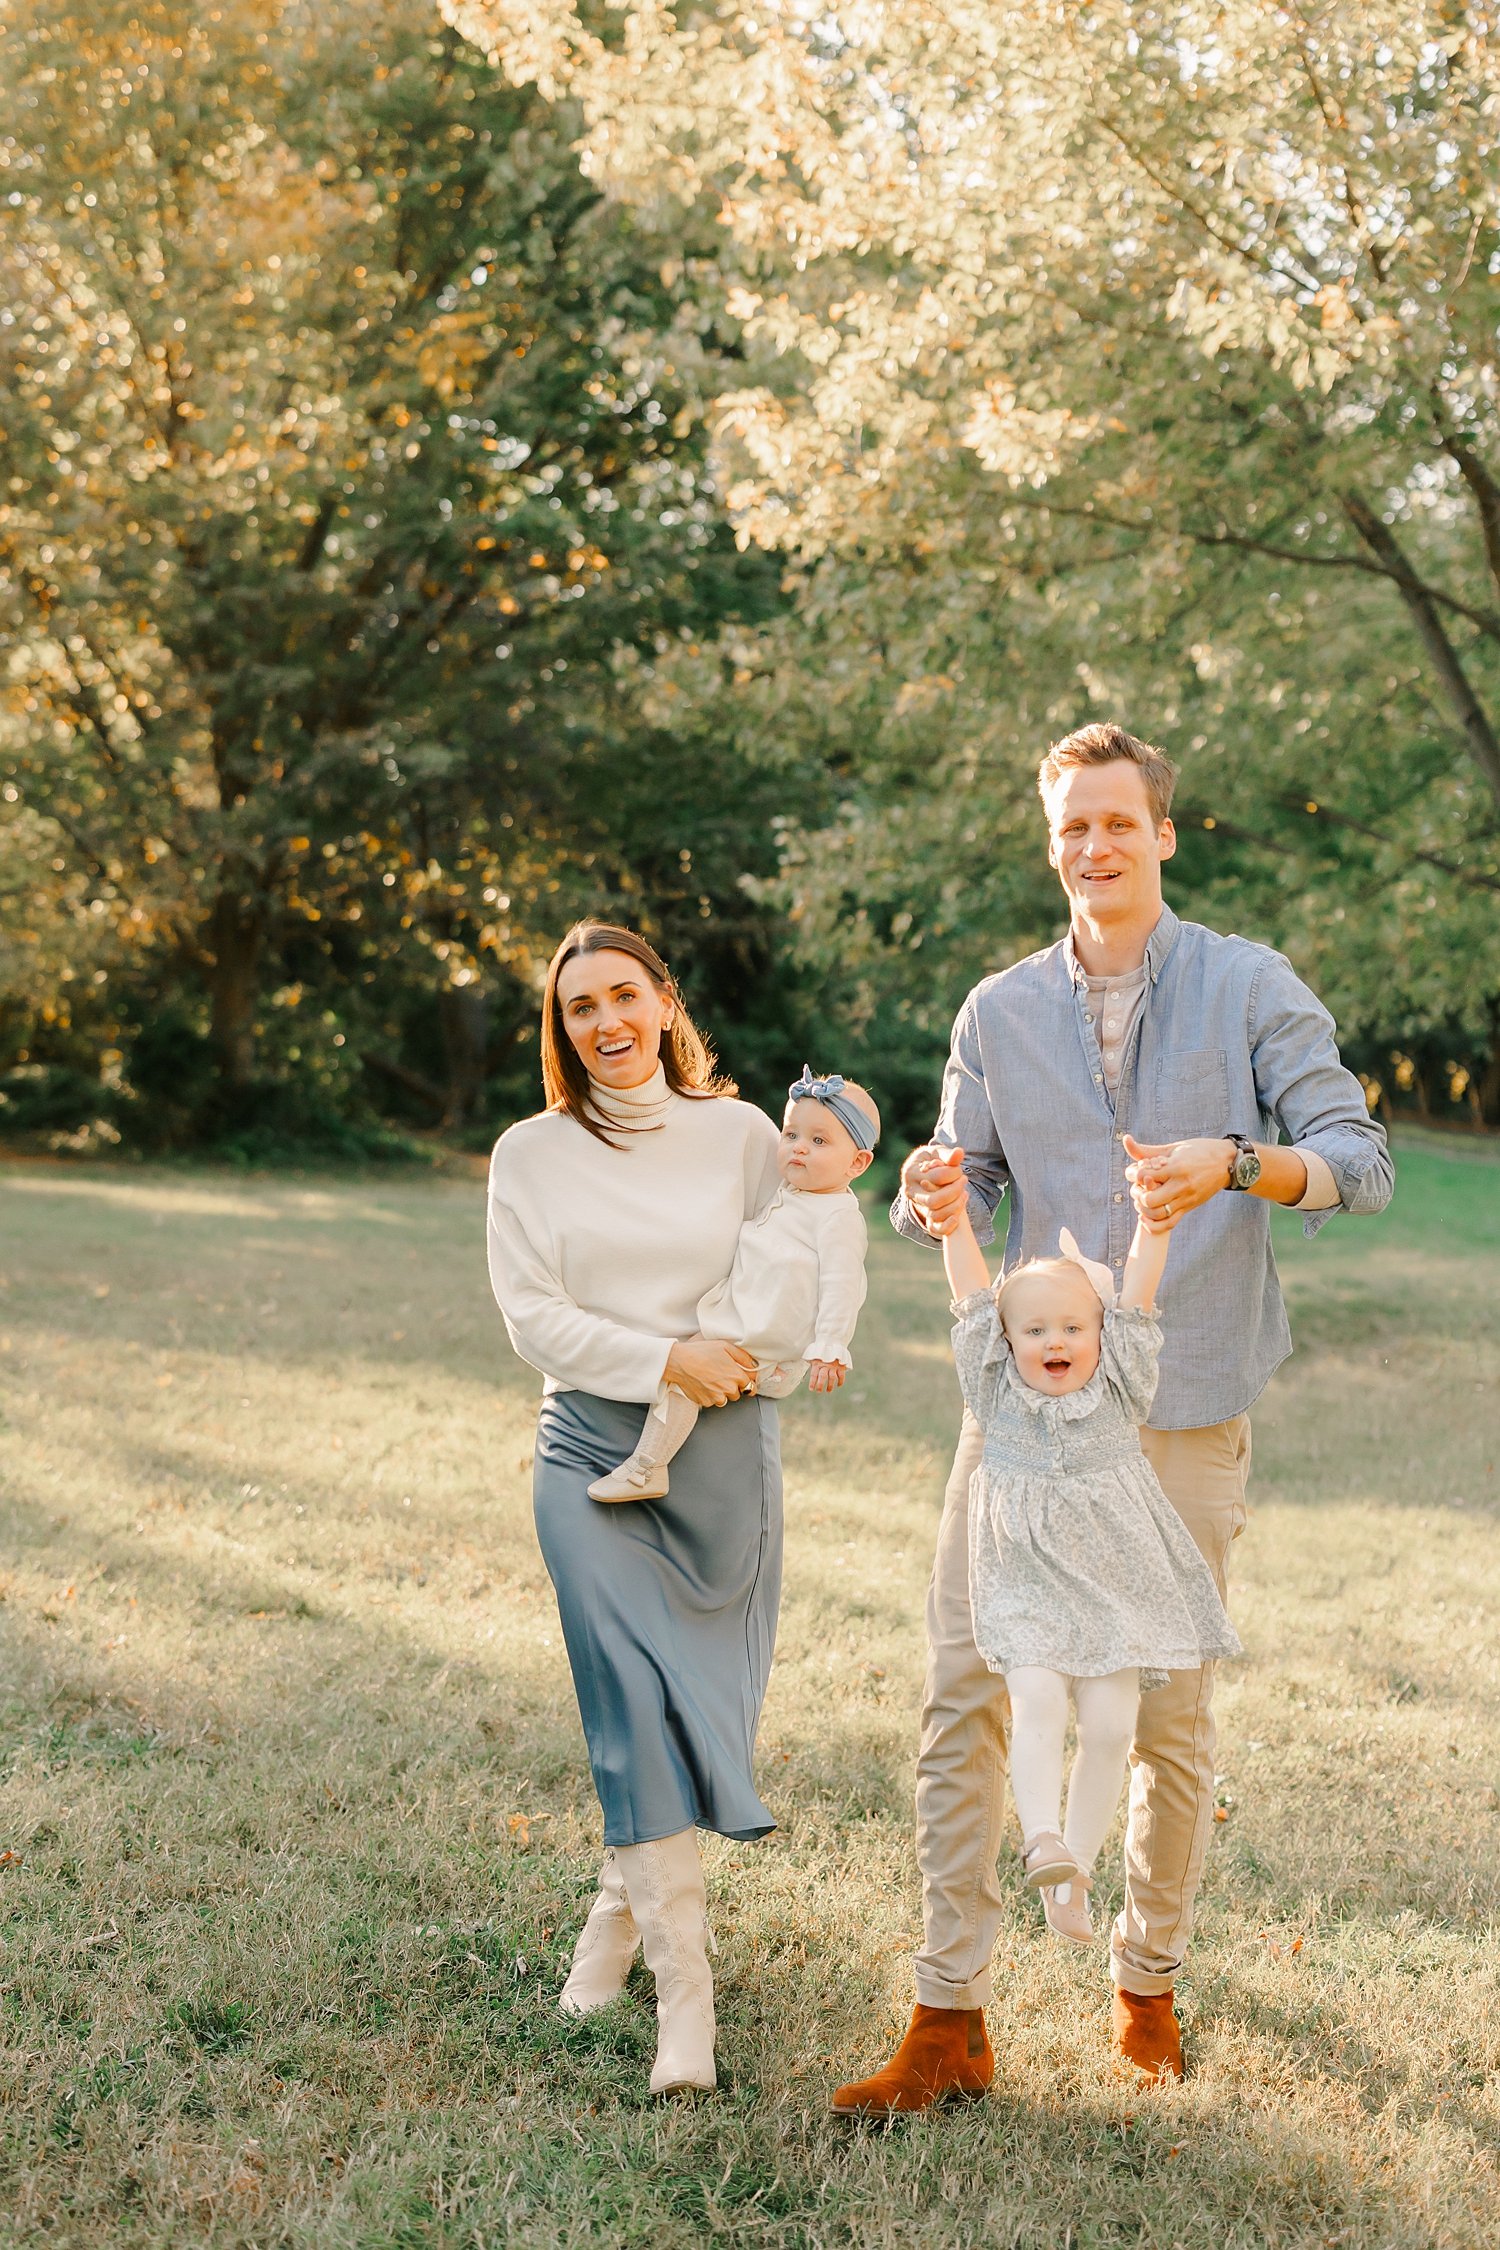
[443,0,1500,1120]
[0,0,791,1140]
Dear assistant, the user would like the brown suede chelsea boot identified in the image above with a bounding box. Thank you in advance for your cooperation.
[1111,1986,1184,2080]
[830,2003,994,2117]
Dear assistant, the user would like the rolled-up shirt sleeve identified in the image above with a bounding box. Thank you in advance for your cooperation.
[486,1155,676,1402]
[891,993,1013,1249]
[1249,953,1394,1237]
[1294,1150,1341,1211]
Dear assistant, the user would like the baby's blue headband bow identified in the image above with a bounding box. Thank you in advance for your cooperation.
[787,1065,878,1152]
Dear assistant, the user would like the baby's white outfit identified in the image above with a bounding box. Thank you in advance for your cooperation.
[591,1185,867,1496]
[697,1182,868,1396]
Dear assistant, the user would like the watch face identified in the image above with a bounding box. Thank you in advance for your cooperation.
[1233,1146,1262,1190]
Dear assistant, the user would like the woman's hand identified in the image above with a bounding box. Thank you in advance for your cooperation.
[664,1337,758,1409]
[807,1358,846,1394]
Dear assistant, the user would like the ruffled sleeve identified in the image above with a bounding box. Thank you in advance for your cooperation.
[1099,1303,1163,1425]
[806,1196,869,1367]
[950,1288,1010,1430]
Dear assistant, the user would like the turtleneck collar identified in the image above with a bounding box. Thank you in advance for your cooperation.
[586,1062,673,1122]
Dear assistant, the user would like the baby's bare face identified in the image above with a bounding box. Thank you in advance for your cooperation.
[1001,1273,1103,1395]
[779,1098,865,1194]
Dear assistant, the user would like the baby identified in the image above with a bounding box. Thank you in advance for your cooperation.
[938,1182,1240,1943]
[588,1066,878,1502]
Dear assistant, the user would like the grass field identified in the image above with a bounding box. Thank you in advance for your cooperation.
[1,1130,1498,2248]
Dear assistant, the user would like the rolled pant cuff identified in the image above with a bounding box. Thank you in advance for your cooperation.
[914,1966,993,2011]
[1110,1959,1179,1998]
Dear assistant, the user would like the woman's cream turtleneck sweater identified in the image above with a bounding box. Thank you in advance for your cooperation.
[486,1065,781,1402]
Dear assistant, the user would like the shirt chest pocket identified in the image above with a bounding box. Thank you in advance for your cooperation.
[1153,1048,1230,1139]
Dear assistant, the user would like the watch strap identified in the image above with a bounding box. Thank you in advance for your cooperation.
[1224,1132,1259,1190]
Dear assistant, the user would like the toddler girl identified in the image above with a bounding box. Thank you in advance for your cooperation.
[588,1067,877,1502]
[936,1177,1240,1941]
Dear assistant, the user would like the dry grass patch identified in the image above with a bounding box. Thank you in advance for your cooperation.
[1,1132,1497,2246]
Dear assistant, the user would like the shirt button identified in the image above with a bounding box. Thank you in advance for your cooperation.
[1114,1193,1123,1203]
[1113,1256,1123,1267]
[1094,1074,1103,1085]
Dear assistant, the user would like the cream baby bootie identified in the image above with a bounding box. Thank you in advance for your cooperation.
[587,1456,670,1503]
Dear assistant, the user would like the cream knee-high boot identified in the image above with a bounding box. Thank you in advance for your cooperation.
[613,1828,716,2094]
[558,1849,639,2015]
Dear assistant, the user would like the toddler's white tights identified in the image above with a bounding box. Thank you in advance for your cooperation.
[1005,1664,1141,1877]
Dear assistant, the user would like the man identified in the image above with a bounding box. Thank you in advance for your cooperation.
[832,722,1392,2112]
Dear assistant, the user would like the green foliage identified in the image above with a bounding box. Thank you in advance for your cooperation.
[443,0,1500,1127]
[5,1,1500,1150]
[0,0,808,1151]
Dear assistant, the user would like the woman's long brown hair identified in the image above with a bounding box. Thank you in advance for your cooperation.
[539,921,736,1146]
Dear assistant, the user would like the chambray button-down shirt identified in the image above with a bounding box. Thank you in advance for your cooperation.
[892,904,1394,1431]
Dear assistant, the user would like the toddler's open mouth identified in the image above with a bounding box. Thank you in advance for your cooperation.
[1042,1356,1071,1375]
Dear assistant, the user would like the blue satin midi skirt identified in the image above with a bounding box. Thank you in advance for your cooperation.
[532,1388,783,1847]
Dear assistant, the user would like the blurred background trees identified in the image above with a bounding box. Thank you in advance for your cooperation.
[0,0,807,1154]
[3,0,1497,1157]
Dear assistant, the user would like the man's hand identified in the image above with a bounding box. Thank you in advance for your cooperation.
[1123,1133,1233,1229]
[901,1143,969,1237]
[807,1358,847,1394]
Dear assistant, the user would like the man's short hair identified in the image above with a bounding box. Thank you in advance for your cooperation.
[1037,722,1178,829]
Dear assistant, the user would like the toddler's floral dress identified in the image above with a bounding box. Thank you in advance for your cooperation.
[952,1291,1242,1685]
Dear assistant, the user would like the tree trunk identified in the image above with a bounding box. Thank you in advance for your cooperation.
[1480,1005,1500,1130]
[1411,1061,1431,1121]
[438,981,490,1129]
[205,885,265,1088]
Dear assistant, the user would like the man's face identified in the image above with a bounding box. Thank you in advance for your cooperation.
[1044,760,1175,925]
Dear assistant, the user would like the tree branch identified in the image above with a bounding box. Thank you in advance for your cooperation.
[1341,492,1500,812]
[1087,112,1328,300]
[996,489,1500,641]
[1430,392,1500,602]
[1179,794,1500,894]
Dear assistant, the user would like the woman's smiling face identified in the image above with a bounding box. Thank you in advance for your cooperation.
[555,947,674,1088]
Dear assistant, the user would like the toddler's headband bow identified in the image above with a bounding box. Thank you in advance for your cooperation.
[1057,1227,1117,1309]
[787,1064,879,1152]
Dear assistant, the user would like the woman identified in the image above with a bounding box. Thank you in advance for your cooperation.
[486,920,782,2096]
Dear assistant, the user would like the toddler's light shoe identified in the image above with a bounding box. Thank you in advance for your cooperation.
[1021,1830,1081,1889]
[1041,1875,1095,1945]
[588,1459,671,1504]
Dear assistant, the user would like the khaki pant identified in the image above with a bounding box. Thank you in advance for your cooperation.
[913,1411,1250,2005]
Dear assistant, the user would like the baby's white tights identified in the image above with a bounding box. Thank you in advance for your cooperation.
[1005,1664,1141,1878]
[632,1385,702,1470]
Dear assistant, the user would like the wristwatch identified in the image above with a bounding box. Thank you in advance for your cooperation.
[1224,1132,1262,1192]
